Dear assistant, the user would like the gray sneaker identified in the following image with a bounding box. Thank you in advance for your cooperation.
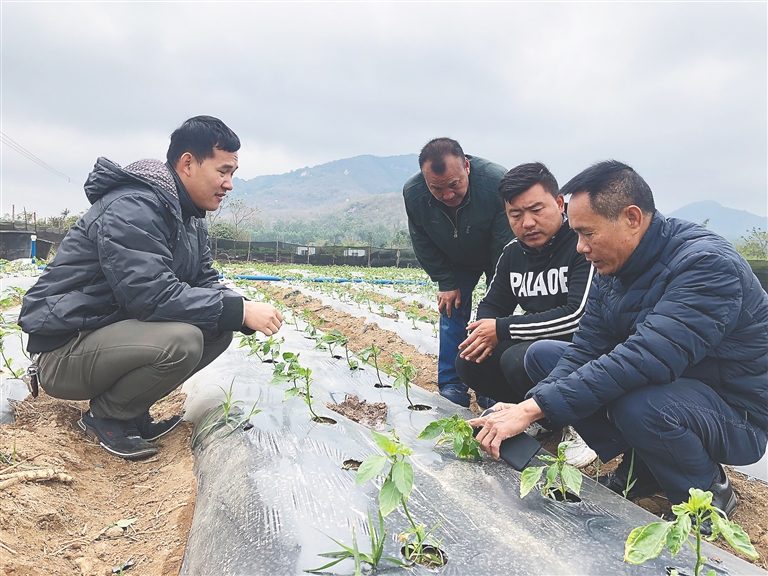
[78,411,158,460]
[561,426,597,468]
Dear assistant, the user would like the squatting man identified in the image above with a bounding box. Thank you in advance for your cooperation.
[470,161,768,518]
[19,116,284,460]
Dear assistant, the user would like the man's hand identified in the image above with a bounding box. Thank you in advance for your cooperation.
[458,318,498,363]
[467,399,545,459]
[437,289,461,318]
[243,301,284,336]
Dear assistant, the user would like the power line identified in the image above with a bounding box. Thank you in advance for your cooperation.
[0,131,74,183]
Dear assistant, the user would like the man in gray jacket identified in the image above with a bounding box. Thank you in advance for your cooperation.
[19,116,283,460]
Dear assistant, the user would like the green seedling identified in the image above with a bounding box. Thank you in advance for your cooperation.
[391,352,418,409]
[520,441,582,501]
[272,355,325,422]
[418,415,482,460]
[0,286,26,311]
[0,322,25,377]
[306,509,406,574]
[355,430,445,568]
[240,334,283,363]
[359,343,388,387]
[192,379,262,444]
[288,307,301,330]
[405,308,429,330]
[315,329,346,359]
[625,487,758,576]
[623,449,637,498]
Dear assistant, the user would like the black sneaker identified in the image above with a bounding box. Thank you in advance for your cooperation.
[133,412,183,442]
[599,449,662,499]
[78,411,158,460]
[700,465,738,536]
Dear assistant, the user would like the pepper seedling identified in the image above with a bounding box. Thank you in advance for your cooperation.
[315,329,346,359]
[624,487,758,576]
[418,415,482,460]
[391,352,419,410]
[360,343,388,387]
[355,430,445,568]
[520,441,582,501]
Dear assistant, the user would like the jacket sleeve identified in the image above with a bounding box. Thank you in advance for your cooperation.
[489,199,514,269]
[475,245,517,322]
[527,252,743,428]
[405,201,457,291]
[97,194,244,333]
[497,257,594,342]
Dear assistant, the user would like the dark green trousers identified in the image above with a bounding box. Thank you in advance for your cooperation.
[38,320,233,420]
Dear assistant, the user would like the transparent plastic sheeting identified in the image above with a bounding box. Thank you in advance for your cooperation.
[180,322,764,576]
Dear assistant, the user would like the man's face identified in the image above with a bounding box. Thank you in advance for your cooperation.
[422,155,470,208]
[182,148,238,211]
[505,184,564,250]
[567,192,638,275]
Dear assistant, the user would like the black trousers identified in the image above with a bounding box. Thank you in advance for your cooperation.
[455,339,536,404]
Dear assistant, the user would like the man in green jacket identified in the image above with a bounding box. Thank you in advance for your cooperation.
[403,138,513,408]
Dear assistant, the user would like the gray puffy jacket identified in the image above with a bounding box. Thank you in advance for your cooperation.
[19,157,245,353]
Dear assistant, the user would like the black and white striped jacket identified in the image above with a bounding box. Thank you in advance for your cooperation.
[476,217,594,343]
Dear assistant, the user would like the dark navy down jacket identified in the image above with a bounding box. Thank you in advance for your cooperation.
[528,212,768,432]
[19,157,245,353]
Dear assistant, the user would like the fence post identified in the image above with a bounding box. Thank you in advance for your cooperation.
[247,240,251,262]
[276,237,279,264]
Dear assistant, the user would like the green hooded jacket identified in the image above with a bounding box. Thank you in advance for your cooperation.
[403,155,514,291]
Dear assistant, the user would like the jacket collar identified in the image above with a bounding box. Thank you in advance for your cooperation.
[167,163,206,221]
[614,211,668,285]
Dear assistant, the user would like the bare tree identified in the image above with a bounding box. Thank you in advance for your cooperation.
[228,198,260,240]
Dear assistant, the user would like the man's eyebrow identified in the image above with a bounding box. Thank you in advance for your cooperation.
[509,201,544,212]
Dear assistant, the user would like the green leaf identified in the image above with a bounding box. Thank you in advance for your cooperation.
[371,430,397,455]
[391,461,414,499]
[713,516,758,559]
[520,466,545,498]
[284,387,300,400]
[379,481,402,517]
[624,522,673,564]
[666,514,691,557]
[355,455,388,486]
[418,421,445,440]
[560,465,583,497]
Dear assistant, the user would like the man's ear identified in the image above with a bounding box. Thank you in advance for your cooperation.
[625,205,644,230]
[556,194,565,212]
[176,152,194,178]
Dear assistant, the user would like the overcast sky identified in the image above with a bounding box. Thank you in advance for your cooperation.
[2,2,766,218]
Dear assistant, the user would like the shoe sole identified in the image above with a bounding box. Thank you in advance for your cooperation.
[143,415,183,442]
[78,418,158,460]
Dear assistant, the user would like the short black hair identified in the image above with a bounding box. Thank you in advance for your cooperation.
[166,115,240,166]
[418,137,465,175]
[560,160,656,220]
[498,162,559,204]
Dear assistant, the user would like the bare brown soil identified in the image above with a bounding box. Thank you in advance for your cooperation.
[1,282,766,574]
[0,389,194,576]
[327,394,388,428]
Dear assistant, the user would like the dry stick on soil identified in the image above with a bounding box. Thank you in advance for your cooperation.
[0,468,73,490]
[0,540,18,555]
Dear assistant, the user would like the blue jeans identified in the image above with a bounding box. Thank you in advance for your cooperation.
[525,340,768,503]
[438,268,488,390]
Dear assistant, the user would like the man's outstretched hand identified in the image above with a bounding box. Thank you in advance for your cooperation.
[243,301,284,336]
[467,399,545,459]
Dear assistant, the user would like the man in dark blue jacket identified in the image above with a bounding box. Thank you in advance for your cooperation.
[403,138,513,408]
[19,116,283,460]
[470,161,768,518]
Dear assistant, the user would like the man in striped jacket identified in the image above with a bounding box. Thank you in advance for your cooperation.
[456,162,596,466]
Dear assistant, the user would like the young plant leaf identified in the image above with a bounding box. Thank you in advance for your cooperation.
[666,514,691,557]
[712,516,758,559]
[355,455,388,486]
[560,464,583,497]
[371,430,397,455]
[379,480,402,517]
[391,461,414,500]
[624,522,673,564]
[520,466,545,498]
[418,421,445,441]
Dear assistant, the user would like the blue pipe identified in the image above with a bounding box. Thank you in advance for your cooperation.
[231,274,433,286]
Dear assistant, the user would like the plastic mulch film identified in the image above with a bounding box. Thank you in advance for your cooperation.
[180,321,765,576]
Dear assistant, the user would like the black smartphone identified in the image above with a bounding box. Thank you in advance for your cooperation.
[473,408,542,471]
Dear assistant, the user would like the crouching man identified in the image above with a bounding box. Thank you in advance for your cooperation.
[455,162,596,467]
[471,161,768,519]
[18,116,283,460]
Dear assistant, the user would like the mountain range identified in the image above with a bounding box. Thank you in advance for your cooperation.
[231,154,765,241]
